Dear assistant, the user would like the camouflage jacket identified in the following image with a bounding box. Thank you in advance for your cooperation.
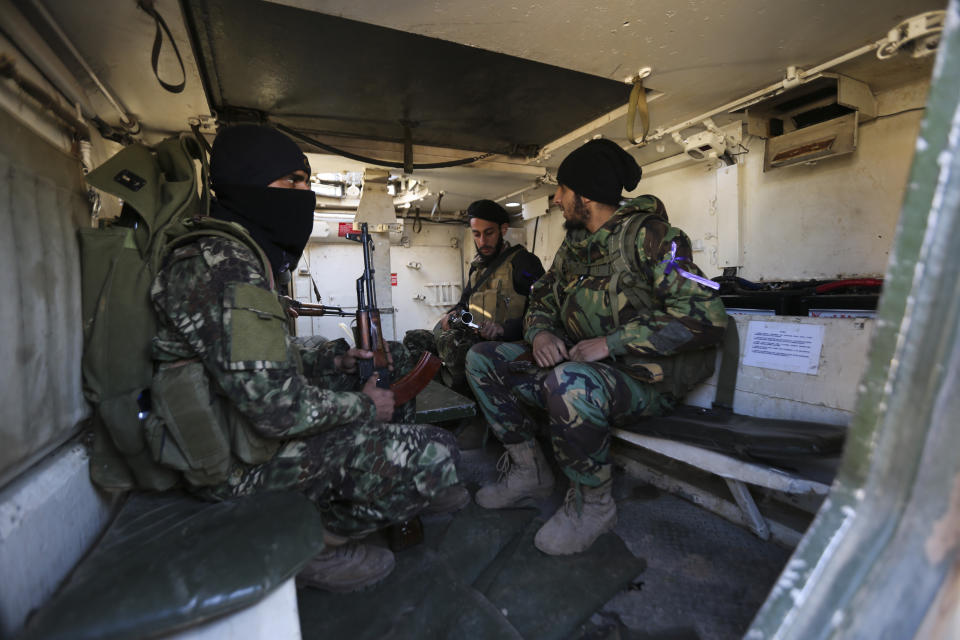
[524,196,727,389]
[151,235,376,441]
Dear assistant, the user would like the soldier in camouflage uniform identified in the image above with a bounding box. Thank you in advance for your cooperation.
[465,139,728,555]
[435,200,544,391]
[151,125,464,592]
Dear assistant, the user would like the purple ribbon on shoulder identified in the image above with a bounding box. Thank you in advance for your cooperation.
[661,242,720,290]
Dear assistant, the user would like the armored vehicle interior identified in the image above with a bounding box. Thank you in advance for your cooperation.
[1,1,959,639]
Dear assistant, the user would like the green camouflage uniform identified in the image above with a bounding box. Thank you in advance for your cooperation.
[466,196,727,487]
[151,235,460,535]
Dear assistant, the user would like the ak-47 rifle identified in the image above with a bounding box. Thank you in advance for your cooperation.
[345,223,441,405]
[287,299,352,317]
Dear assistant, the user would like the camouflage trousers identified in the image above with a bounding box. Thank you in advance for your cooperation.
[197,337,459,535]
[197,421,460,536]
[465,341,671,487]
[435,323,482,389]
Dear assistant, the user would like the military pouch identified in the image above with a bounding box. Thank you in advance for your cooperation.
[226,404,280,465]
[224,282,289,369]
[148,361,231,485]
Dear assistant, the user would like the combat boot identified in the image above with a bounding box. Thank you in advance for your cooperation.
[533,480,617,555]
[297,541,395,592]
[424,483,472,514]
[475,440,555,509]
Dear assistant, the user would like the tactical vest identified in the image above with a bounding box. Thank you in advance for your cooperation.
[467,245,527,327]
[551,202,717,399]
[81,136,279,492]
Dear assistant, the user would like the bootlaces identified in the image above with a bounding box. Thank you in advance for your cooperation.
[494,451,512,484]
[562,485,585,516]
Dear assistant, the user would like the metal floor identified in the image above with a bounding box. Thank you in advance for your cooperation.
[457,444,793,640]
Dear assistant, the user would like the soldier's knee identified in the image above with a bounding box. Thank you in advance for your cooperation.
[543,361,595,394]
[465,341,497,368]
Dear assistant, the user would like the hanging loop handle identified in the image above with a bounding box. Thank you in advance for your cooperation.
[138,0,187,94]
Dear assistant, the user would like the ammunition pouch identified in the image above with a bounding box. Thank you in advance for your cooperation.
[620,347,717,401]
[147,361,279,487]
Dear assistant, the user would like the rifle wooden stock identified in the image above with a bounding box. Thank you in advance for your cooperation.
[295,302,350,317]
[390,352,442,405]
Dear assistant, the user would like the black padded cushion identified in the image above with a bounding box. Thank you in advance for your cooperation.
[22,491,325,640]
[621,405,847,483]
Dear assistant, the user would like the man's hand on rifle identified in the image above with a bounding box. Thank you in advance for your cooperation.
[279,295,299,318]
[440,309,458,331]
[336,348,374,374]
[478,321,505,340]
[362,374,396,421]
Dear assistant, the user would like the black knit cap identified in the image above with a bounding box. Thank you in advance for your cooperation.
[556,138,642,206]
[211,124,311,188]
[467,199,509,225]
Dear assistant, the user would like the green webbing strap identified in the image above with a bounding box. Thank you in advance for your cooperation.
[712,315,739,411]
[609,211,656,329]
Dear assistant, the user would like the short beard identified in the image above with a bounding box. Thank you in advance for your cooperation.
[478,235,505,262]
[563,194,591,231]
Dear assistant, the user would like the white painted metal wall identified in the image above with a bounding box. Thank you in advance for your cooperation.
[687,315,874,426]
[524,81,928,283]
[0,110,90,489]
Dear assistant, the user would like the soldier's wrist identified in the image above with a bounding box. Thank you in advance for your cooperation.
[605,330,627,356]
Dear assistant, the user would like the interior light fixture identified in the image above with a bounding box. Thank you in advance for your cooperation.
[506,202,521,207]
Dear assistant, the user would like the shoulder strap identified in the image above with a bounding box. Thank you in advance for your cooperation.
[463,244,524,302]
[608,211,658,330]
[712,315,739,411]
[164,218,276,290]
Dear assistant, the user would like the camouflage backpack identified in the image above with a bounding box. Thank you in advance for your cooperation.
[79,135,274,491]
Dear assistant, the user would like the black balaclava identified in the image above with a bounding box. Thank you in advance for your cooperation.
[209,125,315,278]
[556,138,642,206]
[467,199,509,263]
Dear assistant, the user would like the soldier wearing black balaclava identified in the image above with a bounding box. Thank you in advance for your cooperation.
[150,125,467,593]
[209,124,316,285]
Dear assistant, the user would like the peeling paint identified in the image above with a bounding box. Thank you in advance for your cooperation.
[830,609,845,628]
[925,472,960,565]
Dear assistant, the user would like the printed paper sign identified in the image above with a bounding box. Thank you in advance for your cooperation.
[338,222,354,237]
[742,321,825,375]
[390,273,398,286]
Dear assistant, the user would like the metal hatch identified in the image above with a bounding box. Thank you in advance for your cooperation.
[181,0,632,157]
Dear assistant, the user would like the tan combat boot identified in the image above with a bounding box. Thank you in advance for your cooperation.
[533,480,617,555]
[297,541,395,592]
[475,440,555,509]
